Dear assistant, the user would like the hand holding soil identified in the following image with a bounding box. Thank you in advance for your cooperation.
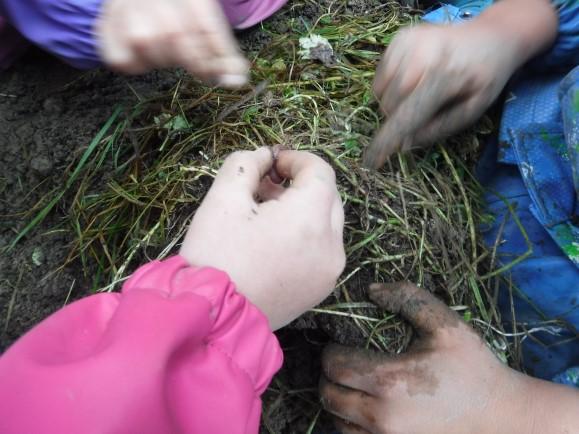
[97,0,249,87]
[320,282,579,434]
[180,147,346,330]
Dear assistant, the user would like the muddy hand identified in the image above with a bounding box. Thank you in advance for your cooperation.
[180,148,345,330]
[320,282,532,434]
[364,20,523,169]
[98,0,248,87]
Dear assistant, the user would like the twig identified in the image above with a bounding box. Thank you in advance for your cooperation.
[216,80,269,122]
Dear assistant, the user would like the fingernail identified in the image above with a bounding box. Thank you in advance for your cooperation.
[218,74,248,88]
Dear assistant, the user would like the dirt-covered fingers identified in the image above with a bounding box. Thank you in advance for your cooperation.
[320,376,378,433]
[332,417,372,434]
[369,282,463,338]
[410,93,489,146]
[365,72,468,168]
[322,344,389,396]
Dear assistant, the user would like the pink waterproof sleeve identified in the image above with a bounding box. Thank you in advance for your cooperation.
[0,256,283,434]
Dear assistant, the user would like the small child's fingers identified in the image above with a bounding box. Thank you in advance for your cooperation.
[190,0,244,59]
[319,376,377,432]
[378,54,426,119]
[175,32,247,85]
[372,32,409,100]
[98,12,151,74]
[140,5,203,69]
[175,34,218,82]
[332,417,372,434]
[411,94,484,147]
[210,148,274,203]
[212,56,250,87]
[191,0,249,85]
[369,282,463,337]
[275,151,338,205]
[363,121,403,169]
[368,72,466,168]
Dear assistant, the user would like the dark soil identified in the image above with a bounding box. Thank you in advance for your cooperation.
[0,51,179,348]
[0,2,423,433]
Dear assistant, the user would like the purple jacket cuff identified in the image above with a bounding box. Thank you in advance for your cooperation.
[1,0,103,69]
[0,0,288,70]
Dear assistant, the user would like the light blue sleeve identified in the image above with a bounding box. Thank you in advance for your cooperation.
[540,0,579,68]
[0,0,103,69]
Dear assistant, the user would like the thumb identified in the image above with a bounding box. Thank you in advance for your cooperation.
[369,282,462,337]
[209,147,274,202]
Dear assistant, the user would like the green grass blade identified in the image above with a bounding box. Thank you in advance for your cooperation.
[8,106,123,250]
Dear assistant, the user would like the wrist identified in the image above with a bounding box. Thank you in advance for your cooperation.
[507,373,543,434]
[469,0,558,68]
[524,375,579,434]
[492,370,579,434]
[481,370,541,434]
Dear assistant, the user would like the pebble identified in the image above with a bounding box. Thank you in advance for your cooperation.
[30,156,54,176]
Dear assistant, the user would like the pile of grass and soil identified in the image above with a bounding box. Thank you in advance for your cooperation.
[2,1,525,432]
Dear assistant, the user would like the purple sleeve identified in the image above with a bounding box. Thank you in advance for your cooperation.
[0,0,103,69]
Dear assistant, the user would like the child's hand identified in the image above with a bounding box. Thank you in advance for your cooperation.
[97,0,249,87]
[365,0,558,169]
[364,23,519,168]
[180,148,346,330]
[320,282,579,434]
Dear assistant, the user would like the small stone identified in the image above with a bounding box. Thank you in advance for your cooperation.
[43,97,63,115]
[30,156,53,176]
[32,247,44,266]
[298,34,337,67]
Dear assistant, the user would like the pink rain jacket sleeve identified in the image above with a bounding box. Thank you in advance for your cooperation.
[0,255,283,434]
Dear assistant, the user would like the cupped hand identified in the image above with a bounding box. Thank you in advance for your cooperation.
[320,282,538,434]
[364,22,520,168]
[97,0,249,87]
[180,147,346,330]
